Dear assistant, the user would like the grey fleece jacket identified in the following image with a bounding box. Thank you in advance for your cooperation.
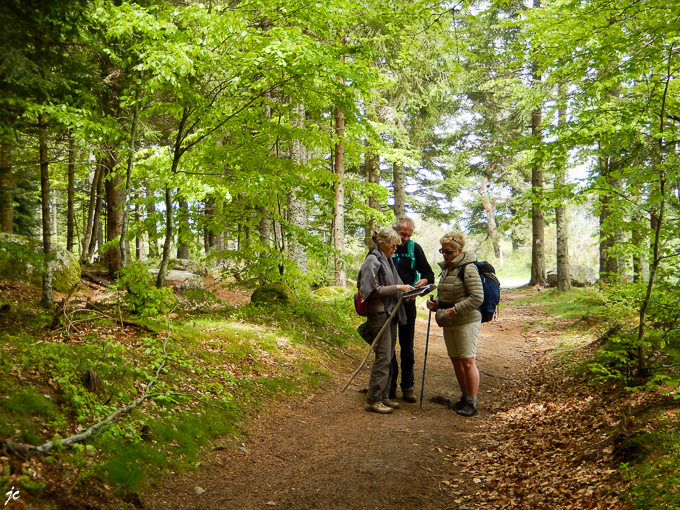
[434,251,484,327]
[357,248,407,325]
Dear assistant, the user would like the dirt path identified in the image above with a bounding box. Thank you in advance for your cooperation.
[147,288,554,510]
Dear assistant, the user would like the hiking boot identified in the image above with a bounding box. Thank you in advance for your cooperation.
[403,390,417,403]
[380,398,401,409]
[447,396,466,411]
[364,400,394,414]
[456,402,477,417]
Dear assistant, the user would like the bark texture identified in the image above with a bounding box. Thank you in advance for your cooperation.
[287,103,308,272]
[0,143,13,233]
[365,147,380,249]
[555,97,571,291]
[333,104,346,287]
[393,162,405,218]
[529,8,546,287]
[66,133,76,252]
[480,177,501,259]
[39,120,53,309]
[104,154,123,276]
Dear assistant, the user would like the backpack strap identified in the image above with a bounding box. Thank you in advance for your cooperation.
[457,261,475,281]
[406,240,415,269]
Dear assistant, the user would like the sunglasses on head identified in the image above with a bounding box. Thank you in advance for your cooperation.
[439,249,456,255]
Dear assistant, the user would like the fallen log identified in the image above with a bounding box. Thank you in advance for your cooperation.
[81,271,112,288]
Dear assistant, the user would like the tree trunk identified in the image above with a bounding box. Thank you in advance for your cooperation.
[66,132,76,252]
[104,154,123,277]
[157,185,174,288]
[80,154,101,261]
[479,176,501,259]
[145,184,158,258]
[598,157,623,282]
[631,215,644,282]
[365,146,380,249]
[158,107,191,287]
[120,86,140,268]
[257,206,271,251]
[555,93,571,291]
[203,199,213,253]
[529,10,546,287]
[287,103,307,272]
[0,142,13,233]
[637,180,664,378]
[52,195,58,237]
[39,118,53,309]
[86,162,104,264]
[333,104,346,287]
[393,162,405,217]
[176,199,190,259]
[135,193,143,260]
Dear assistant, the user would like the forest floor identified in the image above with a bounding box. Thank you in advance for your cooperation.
[141,286,635,510]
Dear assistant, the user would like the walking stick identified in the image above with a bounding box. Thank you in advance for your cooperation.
[419,308,433,407]
[341,297,404,393]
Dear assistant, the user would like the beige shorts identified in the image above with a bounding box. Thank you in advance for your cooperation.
[443,321,481,359]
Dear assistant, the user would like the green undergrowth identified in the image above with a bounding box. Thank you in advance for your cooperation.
[618,405,680,509]
[0,284,364,503]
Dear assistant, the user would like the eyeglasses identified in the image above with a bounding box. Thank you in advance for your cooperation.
[439,249,456,255]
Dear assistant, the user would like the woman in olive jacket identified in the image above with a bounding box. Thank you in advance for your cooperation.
[426,232,484,417]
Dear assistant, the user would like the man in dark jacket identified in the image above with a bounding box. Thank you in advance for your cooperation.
[390,217,435,402]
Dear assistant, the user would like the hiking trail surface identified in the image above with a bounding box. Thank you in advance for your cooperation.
[146,287,630,510]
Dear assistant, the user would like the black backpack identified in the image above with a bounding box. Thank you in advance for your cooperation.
[458,261,501,323]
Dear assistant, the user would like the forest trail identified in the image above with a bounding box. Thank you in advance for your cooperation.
[146,288,558,510]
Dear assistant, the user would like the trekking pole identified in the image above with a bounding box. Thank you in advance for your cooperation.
[342,297,404,393]
[419,308,432,407]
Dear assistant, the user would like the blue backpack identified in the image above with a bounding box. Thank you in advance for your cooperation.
[457,261,500,323]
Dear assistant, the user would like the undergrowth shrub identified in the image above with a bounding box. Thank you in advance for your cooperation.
[618,415,680,509]
[115,262,176,316]
[239,291,356,346]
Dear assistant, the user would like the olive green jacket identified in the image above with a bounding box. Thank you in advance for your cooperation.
[434,252,483,327]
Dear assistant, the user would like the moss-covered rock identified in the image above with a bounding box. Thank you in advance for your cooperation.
[310,286,351,301]
[148,269,205,294]
[250,282,296,306]
[547,264,598,287]
[0,233,81,292]
[168,258,208,276]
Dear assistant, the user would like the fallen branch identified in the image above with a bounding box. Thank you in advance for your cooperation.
[1,439,48,460]
[81,271,112,288]
[50,283,80,329]
[59,307,153,332]
[3,338,246,459]
[35,352,169,454]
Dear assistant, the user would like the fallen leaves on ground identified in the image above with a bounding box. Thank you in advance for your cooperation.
[437,341,666,510]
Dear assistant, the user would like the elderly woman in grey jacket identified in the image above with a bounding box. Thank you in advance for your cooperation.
[358,228,414,414]
[426,232,484,417]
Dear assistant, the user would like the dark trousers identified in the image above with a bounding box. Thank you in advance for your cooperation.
[390,299,417,393]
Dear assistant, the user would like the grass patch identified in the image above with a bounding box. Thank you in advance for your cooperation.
[515,287,606,320]
[619,410,680,509]
[0,388,60,445]
[96,406,237,492]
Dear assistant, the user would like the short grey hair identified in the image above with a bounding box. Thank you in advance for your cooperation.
[372,228,401,247]
[392,217,415,231]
